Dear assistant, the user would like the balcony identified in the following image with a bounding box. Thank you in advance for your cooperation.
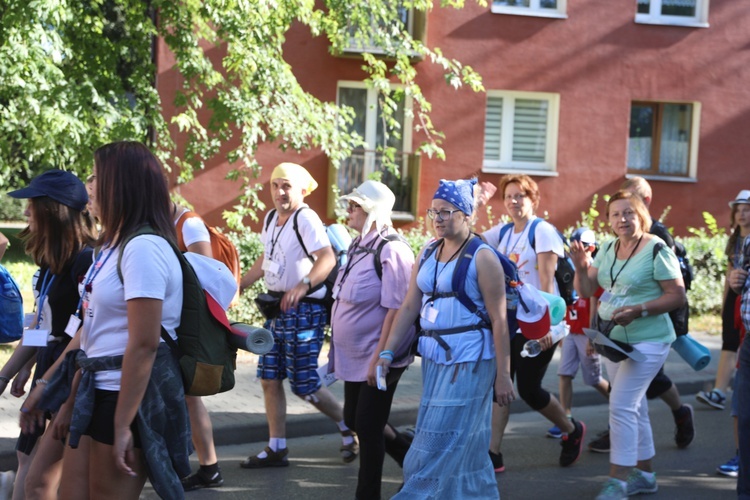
[339,8,427,59]
[328,150,421,221]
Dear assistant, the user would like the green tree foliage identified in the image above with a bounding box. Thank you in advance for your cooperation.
[1,0,485,225]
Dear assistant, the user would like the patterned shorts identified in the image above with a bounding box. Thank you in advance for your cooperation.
[257,301,327,396]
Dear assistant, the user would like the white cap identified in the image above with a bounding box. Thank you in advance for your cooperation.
[729,190,750,207]
[339,180,395,234]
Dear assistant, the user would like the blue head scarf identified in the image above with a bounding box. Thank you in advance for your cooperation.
[432,178,477,216]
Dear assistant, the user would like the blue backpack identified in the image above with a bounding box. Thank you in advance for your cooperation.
[0,264,23,343]
[419,235,521,343]
[497,219,577,305]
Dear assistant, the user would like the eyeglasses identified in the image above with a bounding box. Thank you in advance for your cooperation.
[346,201,361,212]
[426,208,462,220]
[504,193,527,202]
[610,209,637,219]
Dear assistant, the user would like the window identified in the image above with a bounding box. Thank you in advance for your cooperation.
[635,0,709,27]
[332,82,418,218]
[343,7,427,55]
[483,91,560,174]
[627,101,700,178]
[491,0,567,19]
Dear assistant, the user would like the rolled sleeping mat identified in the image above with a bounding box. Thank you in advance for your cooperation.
[537,289,566,326]
[229,322,274,355]
[672,333,711,371]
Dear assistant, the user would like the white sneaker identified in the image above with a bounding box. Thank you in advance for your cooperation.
[0,470,15,500]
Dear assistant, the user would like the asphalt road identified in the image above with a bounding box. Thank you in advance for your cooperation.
[141,399,738,499]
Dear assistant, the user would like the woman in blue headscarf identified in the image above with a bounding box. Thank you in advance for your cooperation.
[376,178,514,499]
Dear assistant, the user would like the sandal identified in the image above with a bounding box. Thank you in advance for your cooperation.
[340,430,359,463]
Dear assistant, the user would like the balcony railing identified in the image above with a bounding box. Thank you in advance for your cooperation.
[329,150,421,219]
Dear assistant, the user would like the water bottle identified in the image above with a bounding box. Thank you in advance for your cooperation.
[520,339,542,358]
[520,322,570,358]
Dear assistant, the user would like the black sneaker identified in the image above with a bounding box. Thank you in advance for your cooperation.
[560,419,586,467]
[489,450,505,473]
[674,404,695,449]
[588,430,610,453]
[182,467,224,491]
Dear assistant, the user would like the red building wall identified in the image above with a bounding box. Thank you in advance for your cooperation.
[158,1,750,235]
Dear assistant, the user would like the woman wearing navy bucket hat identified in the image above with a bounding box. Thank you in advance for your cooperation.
[0,169,96,499]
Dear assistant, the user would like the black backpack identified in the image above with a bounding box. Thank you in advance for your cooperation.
[117,226,237,396]
[498,219,577,305]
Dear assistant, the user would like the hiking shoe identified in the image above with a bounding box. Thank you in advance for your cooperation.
[240,447,289,469]
[559,419,586,467]
[626,469,658,495]
[182,467,224,491]
[547,425,563,439]
[588,429,610,453]
[716,454,740,477]
[696,389,726,410]
[489,450,505,473]
[595,478,627,500]
[674,404,695,449]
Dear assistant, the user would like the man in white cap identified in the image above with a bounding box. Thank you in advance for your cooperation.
[239,162,355,468]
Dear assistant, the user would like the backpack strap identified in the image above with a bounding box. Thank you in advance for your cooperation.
[264,209,277,232]
[527,218,543,249]
[359,233,409,281]
[115,225,182,353]
[497,223,514,249]
[291,207,313,262]
[451,236,491,326]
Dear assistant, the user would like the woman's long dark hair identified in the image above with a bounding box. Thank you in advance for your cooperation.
[94,141,175,248]
[18,197,96,274]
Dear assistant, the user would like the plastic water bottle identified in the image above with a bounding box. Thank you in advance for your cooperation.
[520,322,571,358]
[520,340,543,358]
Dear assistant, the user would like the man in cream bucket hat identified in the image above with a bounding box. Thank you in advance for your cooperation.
[239,162,355,468]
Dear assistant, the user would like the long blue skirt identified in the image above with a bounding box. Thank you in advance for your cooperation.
[393,357,499,499]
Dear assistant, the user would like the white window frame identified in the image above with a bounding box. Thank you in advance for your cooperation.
[626,100,701,182]
[491,0,567,19]
[343,7,419,55]
[635,0,710,28]
[482,90,560,175]
[336,81,413,155]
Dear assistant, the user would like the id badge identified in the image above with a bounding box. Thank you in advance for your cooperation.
[331,284,340,301]
[420,303,439,323]
[23,329,49,347]
[262,259,280,275]
[600,290,613,304]
[65,315,82,337]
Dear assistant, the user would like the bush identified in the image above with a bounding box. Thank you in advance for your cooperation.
[225,228,266,327]
[682,212,728,316]
[0,197,25,222]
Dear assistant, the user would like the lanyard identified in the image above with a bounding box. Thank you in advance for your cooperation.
[504,220,529,256]
[608,235,644,290]
[337,235,380,290]
[430,233,472,302]
[268,212,292,259]
[75,248,114,317]
[34,272,56,329]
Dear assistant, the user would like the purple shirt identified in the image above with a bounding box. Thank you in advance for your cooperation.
[330,228,415,381]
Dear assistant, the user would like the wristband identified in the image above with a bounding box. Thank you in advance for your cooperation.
[0,376,9,384]
[379,350,394,361]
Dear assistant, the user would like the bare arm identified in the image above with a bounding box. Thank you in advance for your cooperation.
[571,240,601,298]
[114,298,162,476]
[240,254,265,294]
[377,251,425,377]
[537,251,558,294]
[475,249,514,407]
[186,240,212,258]
[281,245,336,312]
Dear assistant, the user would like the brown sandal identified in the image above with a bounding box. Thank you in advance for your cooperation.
[340,430,359,463]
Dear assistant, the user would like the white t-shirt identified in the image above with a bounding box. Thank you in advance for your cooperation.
[483,217,563,293]
[81,235,183,391]
[175,209,211,247]
[261,205,330,298]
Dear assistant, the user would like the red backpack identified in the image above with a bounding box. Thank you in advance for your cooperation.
[175,211,241,305]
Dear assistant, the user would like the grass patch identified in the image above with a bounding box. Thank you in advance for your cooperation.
[691,314,722,336]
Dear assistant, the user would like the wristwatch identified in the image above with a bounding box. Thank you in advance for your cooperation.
[302,276,312,291]
[640,304,648,318]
